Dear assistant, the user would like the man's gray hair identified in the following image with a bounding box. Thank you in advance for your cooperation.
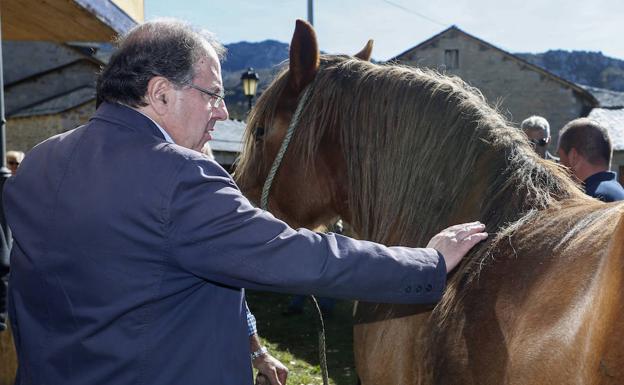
[97,18,226,107]
[520,115,550,137]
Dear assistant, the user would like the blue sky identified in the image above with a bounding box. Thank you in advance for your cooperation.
[145,0,624,61]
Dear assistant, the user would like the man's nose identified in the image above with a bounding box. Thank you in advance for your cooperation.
[213,103,229,121]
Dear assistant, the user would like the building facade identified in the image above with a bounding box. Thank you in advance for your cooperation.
[392,26,598,153]
[3,41,101,152]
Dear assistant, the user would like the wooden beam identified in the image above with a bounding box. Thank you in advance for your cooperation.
[2,0,137,42]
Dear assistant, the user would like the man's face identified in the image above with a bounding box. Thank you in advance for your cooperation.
[524,128,550,158]
[163,46,228,152]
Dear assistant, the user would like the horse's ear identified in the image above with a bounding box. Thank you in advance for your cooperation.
[354,40,374,61]
[289,19,320,93]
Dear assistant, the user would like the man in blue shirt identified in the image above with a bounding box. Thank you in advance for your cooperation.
[557,118,624,202]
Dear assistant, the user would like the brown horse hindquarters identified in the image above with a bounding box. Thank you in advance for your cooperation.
[428,201,624,385]
[354,201,624,385]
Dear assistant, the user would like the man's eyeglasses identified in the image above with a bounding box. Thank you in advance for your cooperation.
[188,84,225,109]
[529,138,549,147]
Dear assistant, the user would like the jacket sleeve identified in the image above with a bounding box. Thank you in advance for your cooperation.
[166,158,446,305]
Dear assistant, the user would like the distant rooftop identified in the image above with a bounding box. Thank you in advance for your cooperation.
[2,41,95,86]
[583,86,624,108]
[210,119,246,153]
[588,108,624,150]
[10,86,95,118]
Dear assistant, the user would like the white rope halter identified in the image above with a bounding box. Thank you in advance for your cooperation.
[256,82,330,385]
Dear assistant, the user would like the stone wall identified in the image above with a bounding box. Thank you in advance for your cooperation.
[398,29,594,153]
[6,101,95,153]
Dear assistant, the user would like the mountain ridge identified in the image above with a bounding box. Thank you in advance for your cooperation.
[222,40,624,119]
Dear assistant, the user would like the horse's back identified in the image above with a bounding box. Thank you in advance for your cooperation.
[429,199,624,385]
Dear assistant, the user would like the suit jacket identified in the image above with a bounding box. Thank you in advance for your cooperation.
[4,103,446,385]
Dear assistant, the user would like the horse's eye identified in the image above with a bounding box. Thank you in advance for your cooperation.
[255,127,265,141]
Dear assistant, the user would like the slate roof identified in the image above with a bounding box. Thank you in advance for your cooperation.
[588,108,624,151]
[2,41,93,86]
[583,86,624,108]
[3,41,104,118]
[209,119,246,153]
[9,86,96,118]
[5,59,100,117]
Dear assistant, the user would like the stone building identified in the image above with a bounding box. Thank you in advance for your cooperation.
[392,26,599,153]
[3,41,102,152]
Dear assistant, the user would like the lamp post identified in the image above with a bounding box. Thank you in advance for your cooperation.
[241,67,259,111]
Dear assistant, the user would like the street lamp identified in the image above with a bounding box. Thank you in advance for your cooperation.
[241,67,259,111]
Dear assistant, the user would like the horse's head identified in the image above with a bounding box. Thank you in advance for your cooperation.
[235,20,372,229]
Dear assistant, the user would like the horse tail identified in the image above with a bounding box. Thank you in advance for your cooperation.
[589,205,624,383]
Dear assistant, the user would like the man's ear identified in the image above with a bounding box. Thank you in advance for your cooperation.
[145,76,172,114]
[569,148,580,166]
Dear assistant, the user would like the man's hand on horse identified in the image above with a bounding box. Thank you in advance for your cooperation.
[427,221,488,273]
[253,351,288,385]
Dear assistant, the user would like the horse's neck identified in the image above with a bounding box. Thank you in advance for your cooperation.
[355,151,580,248]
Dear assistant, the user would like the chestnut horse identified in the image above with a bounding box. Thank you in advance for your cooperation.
[235,20,624,385]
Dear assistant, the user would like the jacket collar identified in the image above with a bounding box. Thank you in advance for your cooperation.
[91,102,166,141]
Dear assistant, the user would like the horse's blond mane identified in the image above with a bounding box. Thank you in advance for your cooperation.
[238,54,587,293]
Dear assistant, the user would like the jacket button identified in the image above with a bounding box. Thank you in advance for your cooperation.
[416,285,422,293]
[405,285,412,293]
[425,284,432,292]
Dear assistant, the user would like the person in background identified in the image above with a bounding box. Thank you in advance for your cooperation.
[0,152,16,332]
[0,186,9,333]
[558,117,624,202]
[6,151,24,176]
[520,116,557,160]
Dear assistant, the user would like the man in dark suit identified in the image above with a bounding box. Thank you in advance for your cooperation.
[3,20,487,385]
